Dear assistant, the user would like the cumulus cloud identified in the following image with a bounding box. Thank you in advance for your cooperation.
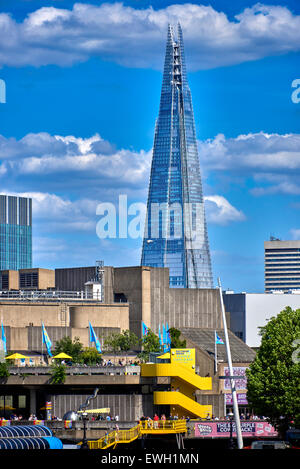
[204,195,246,225]
[0,132,151,198]
[199,132,300,195]
[0,3,300,70]
[2,190,98,233]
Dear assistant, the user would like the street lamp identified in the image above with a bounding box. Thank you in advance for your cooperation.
[227,411,235,449]
[80,412,89,450]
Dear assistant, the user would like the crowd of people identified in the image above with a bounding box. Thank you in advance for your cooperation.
[137,412,268,425]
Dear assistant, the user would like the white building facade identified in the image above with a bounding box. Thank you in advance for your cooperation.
[223,292,300,348]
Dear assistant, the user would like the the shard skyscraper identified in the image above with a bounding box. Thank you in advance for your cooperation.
[141,24,213,289]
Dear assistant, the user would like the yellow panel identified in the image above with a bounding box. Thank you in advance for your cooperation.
[154,391,212,419]
[170,348,195,370]
[141,363,212,391]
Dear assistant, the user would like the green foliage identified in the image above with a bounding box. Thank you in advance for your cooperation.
[0,362,10,379]
[104,330,139,354]
[118,330,139,352]
[138,328,161,362]
[81,347,102,365]
[246,307,300,434]
[50,363,67,384]
[104,332,121,354]
[53,336,83,363]
[169,327,186,348]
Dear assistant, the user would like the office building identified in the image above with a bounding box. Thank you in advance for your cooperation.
[141,24,213,289]
[0,194,32,271]
[223,291,300,347]
[264,239,300,292]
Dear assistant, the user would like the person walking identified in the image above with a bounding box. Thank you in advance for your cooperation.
[153,413,159,429]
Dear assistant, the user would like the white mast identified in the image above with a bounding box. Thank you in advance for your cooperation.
[218,277,243,449]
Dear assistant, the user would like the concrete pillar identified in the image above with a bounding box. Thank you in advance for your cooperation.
[29,389,37,415]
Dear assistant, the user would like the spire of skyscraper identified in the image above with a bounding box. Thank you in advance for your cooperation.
[141,24,213,289]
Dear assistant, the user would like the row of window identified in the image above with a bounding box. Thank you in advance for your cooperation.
[265,248,300,252]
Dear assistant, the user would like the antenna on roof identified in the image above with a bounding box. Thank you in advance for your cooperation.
[270,234,281,241]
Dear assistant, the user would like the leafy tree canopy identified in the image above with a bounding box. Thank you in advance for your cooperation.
[169,327,186,348]
[53,336,83,363]
[50,363,67,384]
[81,347,102,365]
[138,328,161,363]
[246,306,300,434]
[104,330,139,354]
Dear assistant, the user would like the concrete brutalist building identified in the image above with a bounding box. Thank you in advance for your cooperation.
[55,265,223,338]
[0,264,256,420]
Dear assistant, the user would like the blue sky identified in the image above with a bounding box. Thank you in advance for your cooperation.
[0,0,300,292]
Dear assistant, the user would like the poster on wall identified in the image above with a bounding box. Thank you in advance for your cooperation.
[195,421,278,438]
[225,393,248,405]
[223,367,248,390]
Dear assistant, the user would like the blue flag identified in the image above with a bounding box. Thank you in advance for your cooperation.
[166,322,171,348]
[142,322,149,337]
[162,324,168,352]
[1,321,7,354]
[42,323,52,357]
[215,332,224,345]
[89,322,102,353]
[162,324,165,347]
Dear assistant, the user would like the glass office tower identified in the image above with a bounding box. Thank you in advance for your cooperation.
[0,195,32,271]
[141,24,213,288]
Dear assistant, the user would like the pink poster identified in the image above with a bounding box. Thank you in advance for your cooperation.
[194,421,278,438]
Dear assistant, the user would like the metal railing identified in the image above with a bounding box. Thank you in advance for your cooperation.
[8,365,140,376]
[0,290,102,302]
[139,419,187,432]
[87,420,187,450]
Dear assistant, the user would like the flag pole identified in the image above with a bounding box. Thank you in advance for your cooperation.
[217,277,243,449]
[41,321,44,360]
[214,330,217,374]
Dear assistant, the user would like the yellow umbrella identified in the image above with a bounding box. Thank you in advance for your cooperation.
[53,353,72,359]
[5,353,27,360]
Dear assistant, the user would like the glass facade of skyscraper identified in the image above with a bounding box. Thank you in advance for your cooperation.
[0,195,32,271]
[141,24,213,288]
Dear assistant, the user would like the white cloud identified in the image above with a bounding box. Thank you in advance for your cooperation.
[199,132,300,195]
[2,190,97,233]
[290,229,300,240]
[204,195,246,225]
[0,132,152,198]
[0,3,300,70]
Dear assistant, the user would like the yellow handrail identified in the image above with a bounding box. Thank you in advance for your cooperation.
[87,420,187,449]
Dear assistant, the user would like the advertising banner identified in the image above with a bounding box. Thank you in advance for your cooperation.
[225,392,248,405]
[171,349,195,370]
[194,421,277,438]
[223,367,248,390]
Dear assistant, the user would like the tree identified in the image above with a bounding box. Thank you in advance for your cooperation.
[81,347,102,365]
[0,362,10,379]
[138,328,162,363]
[118,330,139,354]
[246,306,300,436]
[169,327,186,348]
[50,363,67,384]
[104,330,139,363]
[104,332,122,355]
[53,336,83,363]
